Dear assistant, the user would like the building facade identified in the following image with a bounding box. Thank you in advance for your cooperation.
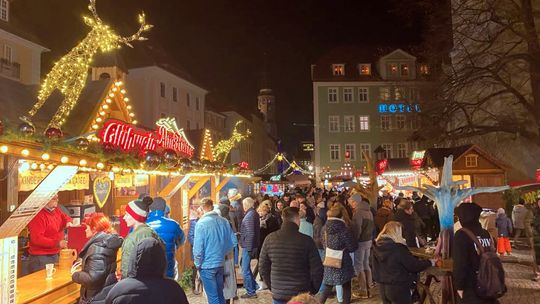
[312,48,434,179]
[204,109,227,143]
[0,0,48,85]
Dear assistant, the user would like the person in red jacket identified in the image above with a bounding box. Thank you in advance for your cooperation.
[27,194,73,274]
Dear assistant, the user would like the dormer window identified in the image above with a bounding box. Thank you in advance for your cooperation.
[400,64,409,76]
[359,64,371,75]
[465,154,478,167]
[0,0,8,22]
[332,64,345,76]
[389,63,399,76]
[420,64,430,75]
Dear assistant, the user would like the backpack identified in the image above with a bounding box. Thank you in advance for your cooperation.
[461,228,507,299]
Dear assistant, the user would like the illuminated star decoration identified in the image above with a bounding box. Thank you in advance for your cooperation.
[200,129,215,161]
[22,0,152,130]
[213,121,251,164]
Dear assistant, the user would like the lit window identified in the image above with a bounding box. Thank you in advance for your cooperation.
[396,115,406,129]
[344,115,355,132]
[328,88,338,103]
[172,87,178,102]
[389,64,399,76]
[382,143,393,159]
[401,64,409,76]
[160,82,165,98]
[381,115,391,131]
[3,44,12,63]
[328,116,340,132]
[186,93,191,107]
[359,64,371,75]
[379,87,391,101]
[0,0,8,22]
[345,144,356,161]
[358,87,369,103]
[420,64,430,75]
[465,155,478,167]
[330,144,341,161]
[359,116,369,131]
[343,88,354,103]
[360,144,371,160]
[397,143,408,158]
[332,64,345,76]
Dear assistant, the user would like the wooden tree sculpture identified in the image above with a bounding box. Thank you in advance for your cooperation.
[21,0,152,130]
[213,121,251,164]
[352,151,383,209]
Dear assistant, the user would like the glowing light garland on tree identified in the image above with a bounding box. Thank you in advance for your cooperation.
[213,121,251,163]
[21,0,152,130]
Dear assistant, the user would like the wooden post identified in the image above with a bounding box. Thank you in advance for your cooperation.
[188,177,210,200]
[148,175,158,197]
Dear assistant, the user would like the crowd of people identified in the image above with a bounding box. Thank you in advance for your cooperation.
[27,184,540,304]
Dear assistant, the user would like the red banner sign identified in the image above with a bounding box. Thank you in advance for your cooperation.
[99,119,194,158]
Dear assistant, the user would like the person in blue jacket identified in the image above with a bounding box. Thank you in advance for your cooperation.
[194,198,236,304]
[147,197,185,279]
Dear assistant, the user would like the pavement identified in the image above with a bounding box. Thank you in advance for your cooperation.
[186,248,540,303]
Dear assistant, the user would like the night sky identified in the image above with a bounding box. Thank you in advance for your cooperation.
[13,0,427,154]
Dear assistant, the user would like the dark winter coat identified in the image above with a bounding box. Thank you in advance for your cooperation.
[453,222,494,291]
[105,238,188,304]
[372,237,431,287]
[351,200,375,242]
[394,209,420,247]
[495,214,513,237]
[313,213,326,249]
[72,232,123,304]
[259,213,279,257]
[322,218,358,285]
[259,221,323,302]
[414,196,434,220]
[240,208,260,251]
[374,207,394,232]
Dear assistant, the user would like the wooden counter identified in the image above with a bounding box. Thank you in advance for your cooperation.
[17,267,79,304]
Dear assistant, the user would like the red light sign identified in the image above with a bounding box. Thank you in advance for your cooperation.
[99,119,194,158]
[239,161,249,169]
[376,159,388,175]
[536,169,540,182]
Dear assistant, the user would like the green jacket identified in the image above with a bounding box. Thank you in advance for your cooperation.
[121,223,161,278]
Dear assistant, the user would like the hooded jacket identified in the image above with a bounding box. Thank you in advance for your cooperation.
[105,238,188,304]
[351,200,375,242]
[453,203,495,291]
[495,213,513,237]
[259,221,323,302]
[372,237,431,287]
[72,232,123,304]
[512,204,528,229]
[120,224,161,278]
[374,207,394,232]
[146,210,185,278]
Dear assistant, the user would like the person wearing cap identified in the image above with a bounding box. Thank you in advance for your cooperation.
[147,197,185,279]
[27,194,73,274]
[239,197,260,299]
[120,197,161,279]
[453,202,498,303]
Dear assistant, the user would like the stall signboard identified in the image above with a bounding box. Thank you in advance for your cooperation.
[410,150,426,170]
[19,171,89,192]
[134,174,149,187]
[99,117,195,158]
[115,174,133,188]
[0,236,17,304]
[94,176,112,208]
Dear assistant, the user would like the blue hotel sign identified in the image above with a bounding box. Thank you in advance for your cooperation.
[378,103,421,113]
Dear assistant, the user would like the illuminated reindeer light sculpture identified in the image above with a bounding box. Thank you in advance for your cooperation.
[22,0,152,131]
[214,121,251,164]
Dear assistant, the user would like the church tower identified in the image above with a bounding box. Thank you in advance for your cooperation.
[257,54,277,138]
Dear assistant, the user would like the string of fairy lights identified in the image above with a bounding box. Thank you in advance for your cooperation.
[22,0,151,130]
[213,121,251,163]
[254,153,311,176]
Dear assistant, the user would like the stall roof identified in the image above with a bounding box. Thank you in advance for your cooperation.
[386,158,411,171]
[424,144,508,169]
[0,77,111,136]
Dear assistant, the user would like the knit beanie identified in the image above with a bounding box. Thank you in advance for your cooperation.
[126,198,152,222]
[150,197,167,212]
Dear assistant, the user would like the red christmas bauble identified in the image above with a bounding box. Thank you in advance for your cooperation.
[45,127,63,139]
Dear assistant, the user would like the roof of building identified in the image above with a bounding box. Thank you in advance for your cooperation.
[0,77,111,136]
[424,145,473,168]
[0,15,47,49]
[311,45,431,82]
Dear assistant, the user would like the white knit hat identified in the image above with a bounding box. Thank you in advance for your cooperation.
[125,199,151,222]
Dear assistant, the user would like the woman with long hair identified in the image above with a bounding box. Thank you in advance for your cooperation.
[72,213,123,304]
[372,221,433,304]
